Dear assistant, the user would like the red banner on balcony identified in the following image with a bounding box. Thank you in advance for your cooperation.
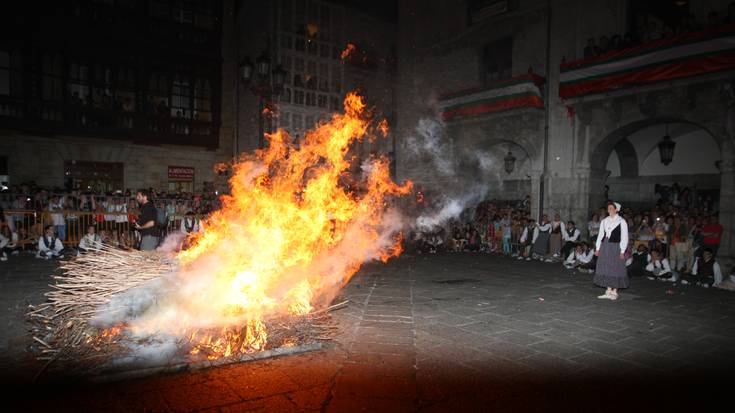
[438,74,545,121]
[168,166,195,181]
[560,25,735,99]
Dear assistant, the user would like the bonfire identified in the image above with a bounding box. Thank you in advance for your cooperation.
[27,93,412,377]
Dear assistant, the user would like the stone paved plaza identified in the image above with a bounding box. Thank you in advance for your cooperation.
[3,251,735,412]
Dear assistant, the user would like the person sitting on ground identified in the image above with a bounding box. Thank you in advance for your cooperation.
[180,211,202,235]
[561,220,581,259]
[518,218,536,261]
[451,225,465,252]
[0,226,15,262]
[78,224,102,254]
[645,249,672,281]
[37,225,65,260]
[564,242,595,272]
[626,244,651,278]
[685,248,722,288]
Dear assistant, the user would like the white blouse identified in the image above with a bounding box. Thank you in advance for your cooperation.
[595,215,629,253]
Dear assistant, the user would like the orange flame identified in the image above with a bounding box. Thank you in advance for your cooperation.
[128,92,411,359]
[341,43,357,61]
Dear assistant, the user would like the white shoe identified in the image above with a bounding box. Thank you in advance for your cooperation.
[702,284,709,288]
[0,255,7,262]
[598,292,611,299]
[525,257,531,261]
[609,293,619,301]
[681,279,689,285]
[11,250,18,255]
[646,276,655,280]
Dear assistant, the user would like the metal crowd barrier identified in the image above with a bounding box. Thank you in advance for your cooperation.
[2,210,203,249]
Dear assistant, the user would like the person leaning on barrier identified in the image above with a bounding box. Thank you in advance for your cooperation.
[37,225,65,260]
[135,189,159,251]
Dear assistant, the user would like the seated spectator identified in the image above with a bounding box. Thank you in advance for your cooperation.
[78,224,102,253]
[37,225,65,260]
[0,226,18,261]
[564,242,595,272]
[684,248,722,288]
[517,218,536,261]
[645,249,672,281]
[627,244,651,277]
[583,38,597,59]
[561,220,581,259]
[180,211,202,235]
[706,11,720,28]
[532,215,551,260]
[597,35,610,55]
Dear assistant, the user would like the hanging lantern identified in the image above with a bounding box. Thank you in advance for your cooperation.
[658,126,676,166]
[504,150,517,174]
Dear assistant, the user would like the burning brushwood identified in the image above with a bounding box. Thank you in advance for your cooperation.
[27,92,408,377]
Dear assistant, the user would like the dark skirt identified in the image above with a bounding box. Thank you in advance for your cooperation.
[594,239,629,289]
[533,231,550,255]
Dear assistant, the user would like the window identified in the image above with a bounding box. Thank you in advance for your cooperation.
[317,94,327,108]
[148,73,169,113]
[280,87,291,103]
[92,63,113,107]
[483,37,513,82]
[171,75,191,118]
[294,90,305,104]
[306,75,316,90]
[280,111,291,128]
[116,67,137,112]
[68,60,91,102]
[305,115,314,129]
[41,52,63,101]
[306,92,315,106]
[329,96,340,111]
[193,78,211,121]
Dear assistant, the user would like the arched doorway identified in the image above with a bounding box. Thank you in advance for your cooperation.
[602,121,722,212]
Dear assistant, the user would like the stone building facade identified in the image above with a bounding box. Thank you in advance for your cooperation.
[395,0,735,263]
[0,0,236,193]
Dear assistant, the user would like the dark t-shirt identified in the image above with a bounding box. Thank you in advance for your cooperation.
[136,201,158,237]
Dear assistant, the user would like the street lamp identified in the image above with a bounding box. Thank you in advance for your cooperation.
[658,124,676,166]
[239,51,287,149]
[504,150,517,174]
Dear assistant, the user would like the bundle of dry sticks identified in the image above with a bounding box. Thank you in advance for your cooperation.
[26,245,346,377]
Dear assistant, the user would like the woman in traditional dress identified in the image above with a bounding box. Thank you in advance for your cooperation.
[532,214,551,260]
[594,202,629,300]
[549,213,565,260]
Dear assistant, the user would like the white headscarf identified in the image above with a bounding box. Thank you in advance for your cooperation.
[613,202,621,212]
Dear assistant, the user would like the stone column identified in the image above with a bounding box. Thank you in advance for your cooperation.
[717,151,735,269]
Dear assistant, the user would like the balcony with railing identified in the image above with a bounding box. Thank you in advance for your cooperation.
[560,24,735,100]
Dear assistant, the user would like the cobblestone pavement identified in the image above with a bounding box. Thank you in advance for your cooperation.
[4,252,735,411]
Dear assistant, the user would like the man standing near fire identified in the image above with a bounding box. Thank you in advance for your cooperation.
[135,189,158,251]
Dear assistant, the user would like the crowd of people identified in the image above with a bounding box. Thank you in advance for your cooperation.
[580,3,735,60]
[409,193,731,298]
[0,184,213,260]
